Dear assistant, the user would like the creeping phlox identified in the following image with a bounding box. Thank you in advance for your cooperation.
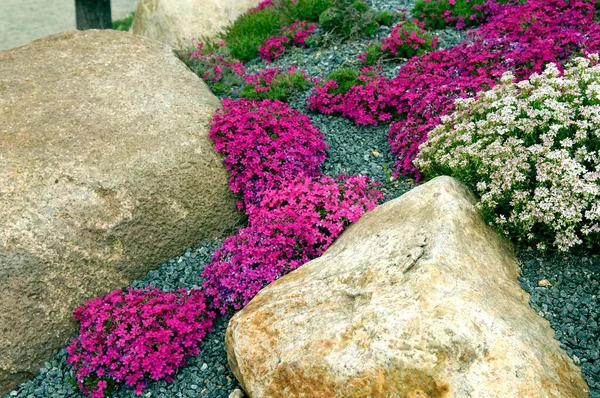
[259,20,317,63]
[358,19,438,65]
[209,98,328,208]
[67,288,215,397]
[416,55,600,252]
[202,174,383,314]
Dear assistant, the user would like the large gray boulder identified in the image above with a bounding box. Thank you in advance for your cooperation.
[0,30,240,393]
[226,176,589,398]
[131,0,263,48]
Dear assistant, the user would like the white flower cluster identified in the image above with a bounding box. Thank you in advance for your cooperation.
[416,55,600,251]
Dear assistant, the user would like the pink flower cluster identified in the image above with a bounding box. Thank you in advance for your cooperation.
[202,174,382,314]
[258,20,316,63]
[204,98,383,314]
[67,288,215,397]
[209,98,328,207]
[308,0,600,179]
[308,67,397,125]
[379,20,438,57]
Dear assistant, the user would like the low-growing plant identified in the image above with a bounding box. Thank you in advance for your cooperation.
[249,0,276,13]
[209,98,328,207]
[319,0,379,39]
[240,66,313,101]
[415,56,600,252]
[221,7,284,62]
[112,12,135,31]
[67,288,215,398]
[202,174,383,314]
[258,20,316,62]
[179,41,246,97]
[279,0,334,22]
[412,0,491,30]
[376,10,397,26]
[308,67,397,125]
[359,20,438,65]
[224,0,331,61]
[319,68,360,95]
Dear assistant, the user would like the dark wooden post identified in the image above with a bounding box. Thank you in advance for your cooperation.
[75,0,112,30]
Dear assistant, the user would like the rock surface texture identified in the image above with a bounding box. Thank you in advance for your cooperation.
[0,30,239,394]
[131,0,262,48]
[226,176,589,398]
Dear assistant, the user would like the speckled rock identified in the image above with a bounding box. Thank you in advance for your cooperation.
[226,176,589,398]
[131,0,262,48]
[0,30,239,394]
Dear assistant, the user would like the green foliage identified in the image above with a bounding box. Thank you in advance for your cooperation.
[221,0,333,62]
[221,0,385,61]
[322,68,365,95]
[319,0,379,39]
[112,12,135,31]
[220,0,390,61]
[221,8,284,62]
[412,0,488,29]
[376,10,396,26]
[240,70,310,101]
[362,43,385,65]
[279,0,333,22]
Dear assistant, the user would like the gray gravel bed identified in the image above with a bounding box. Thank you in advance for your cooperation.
[519,249,600,397]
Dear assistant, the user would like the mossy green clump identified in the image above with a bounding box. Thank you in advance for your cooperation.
[412,0,488,29]
[376,10,397,26]
[321,68,364,95]
[178,44,247,97]
[222,8,284,62]
[361,43,386,65]
[112,12,135,31]
[318,0,379,39]
[280,0,334,22]
[240,70,311,101]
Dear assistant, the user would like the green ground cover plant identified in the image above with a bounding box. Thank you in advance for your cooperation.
[179,42,246,97]
[221,7,284,62]
[112,12,135,31]
[318,0,377,39]
[240,67,313,101]
[412,0,489,30]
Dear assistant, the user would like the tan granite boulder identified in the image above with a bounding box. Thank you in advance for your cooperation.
[131,0,263,48]
[0,29,240,393]
[226,176,589,398]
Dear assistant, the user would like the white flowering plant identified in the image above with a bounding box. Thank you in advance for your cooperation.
[415,55,600,251]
